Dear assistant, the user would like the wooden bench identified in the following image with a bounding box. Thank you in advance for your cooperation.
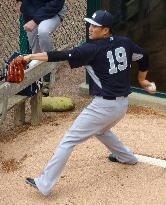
[0,60,65,126]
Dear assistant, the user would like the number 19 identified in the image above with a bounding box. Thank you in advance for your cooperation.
[107,47,127,75]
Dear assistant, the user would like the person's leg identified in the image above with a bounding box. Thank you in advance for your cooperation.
[96,130,138,164]
[95,97,137,164]
[37,15,61,83]
[37,15,61,52]
[27,29,47,95]
[34,97,129,195]
[27,28,41,53]
[27,15,61,53]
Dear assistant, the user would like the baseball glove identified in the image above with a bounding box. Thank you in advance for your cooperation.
[7,55,27,83]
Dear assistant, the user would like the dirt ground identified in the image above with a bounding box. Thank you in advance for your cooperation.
[0,63,166,205]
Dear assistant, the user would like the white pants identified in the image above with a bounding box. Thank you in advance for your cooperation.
[35,97,138,195]
[27,5,67,52]
[27,15,61,53]
[27,5,66,81]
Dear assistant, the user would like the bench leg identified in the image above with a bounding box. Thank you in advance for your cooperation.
[49,69,56,89]
[30,91,42,125]
[14,101,26,126]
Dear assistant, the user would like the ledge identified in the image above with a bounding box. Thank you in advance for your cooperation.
[128,92,166,111]
[79,82,166,111]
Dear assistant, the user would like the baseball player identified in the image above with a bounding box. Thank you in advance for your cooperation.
[22,10,156,196]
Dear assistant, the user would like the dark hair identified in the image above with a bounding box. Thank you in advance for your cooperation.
[102,26,112,34]
[107,27,112,34]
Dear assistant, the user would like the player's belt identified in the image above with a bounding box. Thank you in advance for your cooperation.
[102,96,128,100]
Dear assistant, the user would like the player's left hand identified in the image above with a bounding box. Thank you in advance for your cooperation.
[23,20,37,32]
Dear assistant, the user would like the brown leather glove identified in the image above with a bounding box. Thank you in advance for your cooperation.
[7,56,27,83]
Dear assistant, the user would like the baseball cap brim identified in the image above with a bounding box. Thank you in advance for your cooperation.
[84,18,102,26]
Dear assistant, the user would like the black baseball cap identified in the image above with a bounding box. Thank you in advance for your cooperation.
[84,10,113,27]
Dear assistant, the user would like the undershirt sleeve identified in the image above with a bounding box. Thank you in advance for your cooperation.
[129,39,149,71]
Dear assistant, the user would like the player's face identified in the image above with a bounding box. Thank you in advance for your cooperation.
[89,24,110,40]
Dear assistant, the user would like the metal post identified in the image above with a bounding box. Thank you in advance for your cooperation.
[19,16,31,54]
[86,0,101,84]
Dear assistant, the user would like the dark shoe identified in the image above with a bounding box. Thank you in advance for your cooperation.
[43,73,51,82]
[108,154,138,165]
[108,154,120,163]
[42,87,49,97]
[25,178,37,189]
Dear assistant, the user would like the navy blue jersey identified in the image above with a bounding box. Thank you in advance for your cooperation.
[48,36,149,97]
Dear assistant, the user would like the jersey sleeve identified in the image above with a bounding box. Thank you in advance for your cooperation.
[47,43,98,68]
[129,39,149,71]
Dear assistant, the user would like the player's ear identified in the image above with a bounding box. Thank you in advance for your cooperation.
[102,27,111,35]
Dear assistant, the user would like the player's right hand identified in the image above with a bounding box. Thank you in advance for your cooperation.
[23,20,37,32]
[23,55,32,63]
[139,79,156,94]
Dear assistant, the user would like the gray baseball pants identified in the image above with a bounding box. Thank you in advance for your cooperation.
[27,15,61,53]
[27,15,61,82]
[35,96,138,195]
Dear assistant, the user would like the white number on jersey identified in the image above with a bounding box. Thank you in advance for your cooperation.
[107,47,127,75]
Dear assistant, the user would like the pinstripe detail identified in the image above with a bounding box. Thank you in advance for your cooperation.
[85,65,102,88]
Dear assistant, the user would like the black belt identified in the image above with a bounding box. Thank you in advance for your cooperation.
[102,96,128,100]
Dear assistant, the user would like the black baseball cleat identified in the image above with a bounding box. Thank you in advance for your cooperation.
[25,178,38,189]
[108,154,120,163]
[108,154,138,165]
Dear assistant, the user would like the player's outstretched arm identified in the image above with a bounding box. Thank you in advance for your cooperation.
[24,52,48,62]
[23,50,69,63]
[138,71,156,94]
[23,43,98,68]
